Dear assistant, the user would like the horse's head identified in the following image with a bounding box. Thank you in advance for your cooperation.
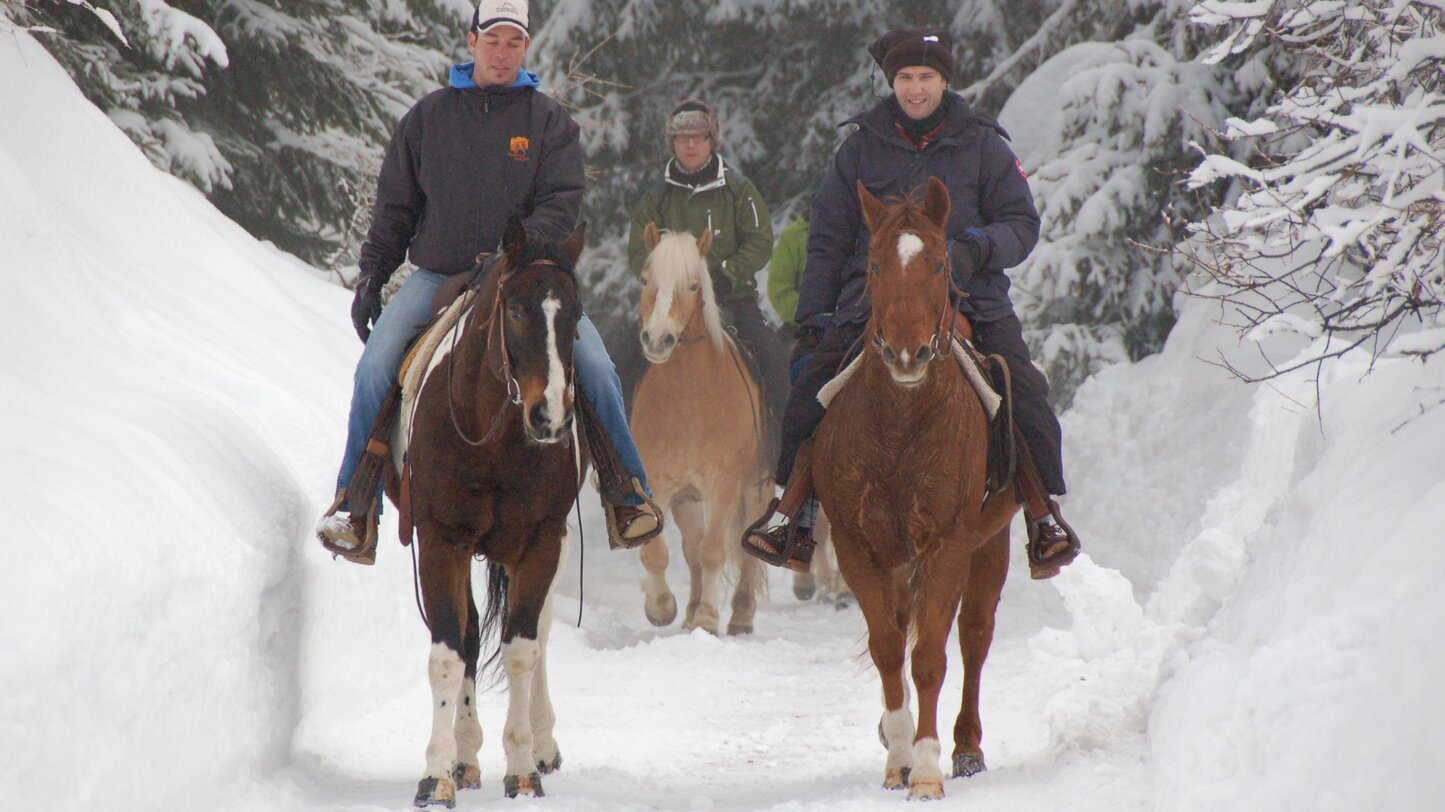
[495,217,586,444]
[858,178,954,387]
[637,222,725,363]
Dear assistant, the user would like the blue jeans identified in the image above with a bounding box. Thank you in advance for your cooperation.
[336,270,651,510]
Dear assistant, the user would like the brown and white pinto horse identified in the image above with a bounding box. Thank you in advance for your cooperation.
[811,179,1022,799]
[630,224,768,635]
[385,219,585,805]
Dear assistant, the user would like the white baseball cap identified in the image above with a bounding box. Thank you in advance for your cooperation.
[473,0,529,36]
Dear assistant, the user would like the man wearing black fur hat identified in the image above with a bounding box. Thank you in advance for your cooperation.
[742,27,1081,580]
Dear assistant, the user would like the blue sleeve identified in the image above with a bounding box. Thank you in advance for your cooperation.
[973,130,1040,271]
[796,135,862,325]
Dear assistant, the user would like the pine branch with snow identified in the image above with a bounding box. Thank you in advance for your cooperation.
[1183,0,1445,380]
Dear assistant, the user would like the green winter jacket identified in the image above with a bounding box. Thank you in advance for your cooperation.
[628,156,774,301]
[766,216,808,323]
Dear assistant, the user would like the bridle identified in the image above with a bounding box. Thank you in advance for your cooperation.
[447,257,571,447]
[867,245,965,366]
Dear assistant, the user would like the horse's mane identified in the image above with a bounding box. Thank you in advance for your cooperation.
[873,194,943,246]
[645,230,725,349]
[514,238,579,280]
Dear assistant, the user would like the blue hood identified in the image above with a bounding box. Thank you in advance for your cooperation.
[449,62,540,90]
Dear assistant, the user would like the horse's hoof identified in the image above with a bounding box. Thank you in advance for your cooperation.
[883,767,911,790]
[414,776,456,808]
[907,778,945,800]
[951,752,987,778]
[537,750,562,774]
[793,578,817,601]
[503,771,545,798]
[645,593,677,627]
[451,761,482,790]
[726,621,754,636]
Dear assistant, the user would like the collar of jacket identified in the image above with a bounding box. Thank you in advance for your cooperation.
[449,62,542,91]
[664,154,729,194]
[842,91,1008,149]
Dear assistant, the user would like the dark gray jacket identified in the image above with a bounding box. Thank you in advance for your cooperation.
[359,65,584,281]
[797,91,1040,325]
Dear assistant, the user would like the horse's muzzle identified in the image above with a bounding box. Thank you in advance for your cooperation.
[640,328,678,364]
[879,340,937,387]
[525,402,574,444]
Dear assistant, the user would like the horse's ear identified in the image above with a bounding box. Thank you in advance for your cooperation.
[922,177,951,229]
[502,213,527,267]
[643,221,661,252]
[857,180,888,233]
[696,226,713,258]
[563,221,586,265]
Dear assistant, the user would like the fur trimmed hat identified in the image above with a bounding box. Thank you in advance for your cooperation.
[868,27,955,84]
[664,98,720,144]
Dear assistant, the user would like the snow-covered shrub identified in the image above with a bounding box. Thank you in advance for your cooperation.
[1184,0,1444,379]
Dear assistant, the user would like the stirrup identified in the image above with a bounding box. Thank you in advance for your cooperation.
[604,478,663,550]
[1026,498,1080,580]
[316,489,379,566]
[741,497,815,573]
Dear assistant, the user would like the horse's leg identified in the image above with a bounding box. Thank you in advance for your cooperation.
[498,532,562,798]
[952,529,1009,779]
[451,577,484,791]
[530,530,568,776]
[414,536,473,809]
[673,495,706,628]
[690,477,742,635]
[727,483,768,635]
[906,546,969,801]
[834,534,914,789]
[640,494,681,627]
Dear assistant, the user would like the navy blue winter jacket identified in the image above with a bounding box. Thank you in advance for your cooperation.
[797,92,1041,326]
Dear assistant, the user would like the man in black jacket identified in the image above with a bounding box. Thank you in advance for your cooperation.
[743,27,1080,579]
[318,1,659,563]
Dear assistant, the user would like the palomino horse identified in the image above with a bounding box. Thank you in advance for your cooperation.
[386,218,585,805]
[630,224,768,635]
[810,179,1022,799]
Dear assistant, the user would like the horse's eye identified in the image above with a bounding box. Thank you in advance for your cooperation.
[508,305,523,321]
[689,283,700,292]
[869,263,880,276]
[934,262,946,275]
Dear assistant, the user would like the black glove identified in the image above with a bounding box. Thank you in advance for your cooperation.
[351,275,383,343]
[949,236,987,288]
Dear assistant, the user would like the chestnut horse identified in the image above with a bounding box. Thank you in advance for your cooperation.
[630,224,768,635]
[386,219,585,805]
[811,179,1022,799]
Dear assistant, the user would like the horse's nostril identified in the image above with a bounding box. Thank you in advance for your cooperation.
[662,334,676,349]
[529,403,549,428]
[918,345,933,363]
[640,329,652,345]
[882,346,896,365]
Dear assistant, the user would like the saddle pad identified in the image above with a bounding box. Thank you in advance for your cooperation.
[399,289,476,407]
[816,341,1000,419]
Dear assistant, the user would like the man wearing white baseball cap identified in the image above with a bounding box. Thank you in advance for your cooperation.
[321,0,662,568]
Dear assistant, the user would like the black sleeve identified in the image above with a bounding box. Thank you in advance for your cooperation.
[523,105,585,242]
[358,108,425,283]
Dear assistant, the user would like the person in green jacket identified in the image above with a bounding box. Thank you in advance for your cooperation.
[767,214,809,325]
[623,99,790,437]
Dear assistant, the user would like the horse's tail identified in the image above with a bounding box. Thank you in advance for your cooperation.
[477,560,510,686]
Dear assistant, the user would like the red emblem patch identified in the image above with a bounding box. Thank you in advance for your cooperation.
[509,136,530,162]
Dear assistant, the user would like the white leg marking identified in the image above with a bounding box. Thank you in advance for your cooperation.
[425,643,466,780]
[911,737,943,783]
[454,676,482,768]
[882,706,916,770]
[542,294,565,432]
[501,638,541,777]
[531,531,566,767]
[897,232,924,266]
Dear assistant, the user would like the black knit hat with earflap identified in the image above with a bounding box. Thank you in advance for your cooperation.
[868,27,955,84]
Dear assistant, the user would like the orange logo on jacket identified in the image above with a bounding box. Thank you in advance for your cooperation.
[509,136,530,162]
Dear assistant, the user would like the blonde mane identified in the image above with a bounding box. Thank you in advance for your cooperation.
[645,230,726,349]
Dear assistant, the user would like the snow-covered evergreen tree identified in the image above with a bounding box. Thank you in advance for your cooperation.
[1184,0,1444,379]
[20,0,469,264]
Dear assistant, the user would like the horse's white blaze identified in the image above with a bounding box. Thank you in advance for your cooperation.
[644,230,725,349]
[425,643,466,780]
[501,637,541,776]
[897,232,924,267]
[542,293,565,428]
[911,737,943,782]
[647,274,679,337]
[882,706,916,770]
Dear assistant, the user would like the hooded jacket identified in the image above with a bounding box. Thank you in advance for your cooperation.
[358,63,585,281]
[627,155,774,301]
[797,91,1040,326]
